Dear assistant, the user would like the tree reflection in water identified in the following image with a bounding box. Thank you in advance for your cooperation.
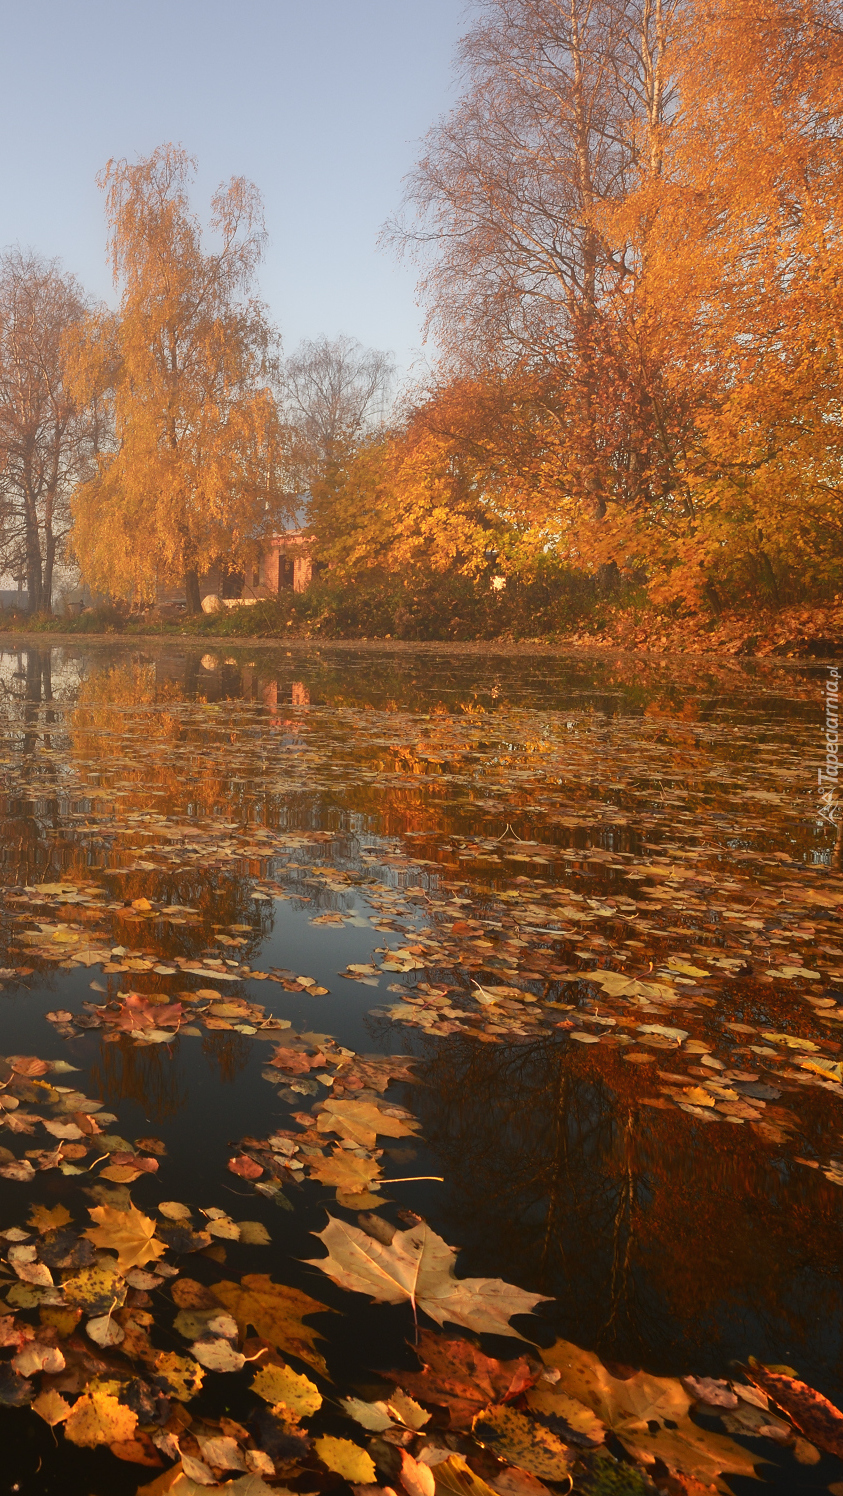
[90,1037,189,1124]
[409,1031,843,1382]
[201,1030,251,1085]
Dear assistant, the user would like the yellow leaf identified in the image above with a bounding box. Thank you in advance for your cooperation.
[64,1380,138,1447]
[63,1259,126,1316]
[32,1388,71,1426]
[28,1203,72,1234]
[84,1203,166,1271]
[317,1099,420,1149]
[308,1153,381,1191]
[314,1435,376,1483]
[211,1274,334,1379]
[251,1362,322,1415]
[153,1351,205,1402]
[472,1405,572,1481]
[432,1454,500,1496]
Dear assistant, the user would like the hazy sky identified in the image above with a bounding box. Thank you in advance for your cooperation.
[0,1,465,377]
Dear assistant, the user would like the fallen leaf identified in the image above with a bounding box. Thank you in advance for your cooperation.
[85,1203,166,1272]
[190,1338,246,1372]
[211,1274,333,1378]
[31,1387,71,1425]
[28,1203,72,1233]
[64,1379,138,1447]
[237,1221,271,1245]
[399,1448,436,1496]
[746,1365,843,1458]
[309,1153,381,1191]
[12,1342,65,1376]
[197,1434,247,1471]
[315,1435,376,1483]
[251,1362,322,1415]
[390,1331,537,1427]
[317,1099,420,1149]
[432,1454,500,1496]
[63,1259,127,1316]
[159,1201,193,1221]
[341,1395,395,1431]
[153,1350,205,1401]
[86,1313,126,1348]
[525,1384,605,1445]
[228,1155,263,1180]
[308,1217,550,1340]
[472,1406,572,1481]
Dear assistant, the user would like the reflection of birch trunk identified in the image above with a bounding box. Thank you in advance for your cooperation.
[539,1067,569,1283]
[602,1106,637,1338]
[834,818,843,871]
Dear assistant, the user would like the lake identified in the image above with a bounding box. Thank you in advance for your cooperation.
[0,639,839,1495]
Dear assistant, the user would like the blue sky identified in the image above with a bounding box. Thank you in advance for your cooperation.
[0,1,465,377]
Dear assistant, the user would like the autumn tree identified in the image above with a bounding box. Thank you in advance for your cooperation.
[392,0,679,521]
[601,0,843,606]
[0,249,99,613]
[283,332,394,514]
[69,145,288,612]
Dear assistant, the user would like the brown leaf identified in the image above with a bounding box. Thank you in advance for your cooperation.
[389,1331,538,1427]
[746,1365,843,1458]
[228,1155,263,1179]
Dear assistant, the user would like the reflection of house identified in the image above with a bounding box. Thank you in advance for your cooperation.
[156,531,315,611]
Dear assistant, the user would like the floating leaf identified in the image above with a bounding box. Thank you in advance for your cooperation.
[308,1217,550,1339]
[64,1380,138,1447]
[317,1099,420,1149]
[432,1454,500,1496]
[31,1388,71,1426]
[211,1274,333,1378]
[190,1338,246,1372]
[391,1330,537,1427]
[86,1313,126,1348]
[472,1406,572,1481]
[63,1259,126,1316]
[84,1203,166,1272]
[341,1395,395,1431]
[251,1362,322,1414]
[28,1203,71,1233]
[746,1365,843,1458]
[153,1350,205,1402]
[315,1435,376,1483]
[228,1155,263,1179]
[237,1221,271,1245]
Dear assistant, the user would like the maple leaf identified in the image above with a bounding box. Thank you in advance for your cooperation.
[211,1273,334,1378]
[541,1339,757,1480]
[27,1203,71,1234]
[317,1098,420,1149]
[308,1152,381,1191]
[388,1330,538,1427]
[307,1217,550,1339]
[84,1203,166,1272]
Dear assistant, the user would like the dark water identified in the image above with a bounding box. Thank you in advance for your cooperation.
[0,639,839,1494]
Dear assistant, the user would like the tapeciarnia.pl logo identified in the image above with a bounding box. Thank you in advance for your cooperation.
[818,665,840,827]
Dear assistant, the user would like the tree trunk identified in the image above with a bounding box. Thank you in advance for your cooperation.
[184,568,202,615]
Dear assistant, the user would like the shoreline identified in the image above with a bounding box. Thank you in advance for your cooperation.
[0,625,837,664]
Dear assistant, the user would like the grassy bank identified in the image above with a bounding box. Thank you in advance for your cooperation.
[2,581,841,657]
